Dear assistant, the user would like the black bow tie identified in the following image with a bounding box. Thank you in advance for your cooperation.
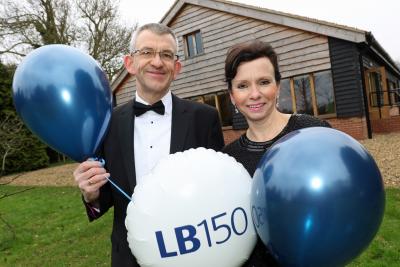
[133,100,165,116]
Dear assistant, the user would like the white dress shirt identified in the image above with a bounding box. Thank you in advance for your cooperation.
[134,91,172,185]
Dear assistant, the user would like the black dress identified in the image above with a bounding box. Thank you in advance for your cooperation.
[222,114,331,267]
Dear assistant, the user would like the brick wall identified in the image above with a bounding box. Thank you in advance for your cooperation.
[371,115,400,133]
[325,117,369,140]
[222,116,371,145]
[222,115,400,145]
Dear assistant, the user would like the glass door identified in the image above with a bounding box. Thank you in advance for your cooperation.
[364,67,389,119]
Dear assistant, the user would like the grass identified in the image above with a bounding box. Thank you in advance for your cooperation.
[0,186,399,266]
[349,188,400,266]
[0,186,112,267]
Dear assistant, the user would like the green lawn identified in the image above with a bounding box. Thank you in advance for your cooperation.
[349,188,400,267]
[0,186,112,267]
[0,186,399,266]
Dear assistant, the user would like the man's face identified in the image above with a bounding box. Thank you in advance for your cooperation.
[124,30,181,102]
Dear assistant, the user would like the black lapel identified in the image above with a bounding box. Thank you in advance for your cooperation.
[170,94,190,154]
[118,100,136,191]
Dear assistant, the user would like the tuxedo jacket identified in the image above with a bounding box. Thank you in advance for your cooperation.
[85,94,225,267]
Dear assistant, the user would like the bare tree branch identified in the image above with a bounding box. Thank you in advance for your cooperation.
[0,0,134,79]
[0,114,25,174]
[0,187,34,199]
[76,0,133,79]
[0,172,27,185]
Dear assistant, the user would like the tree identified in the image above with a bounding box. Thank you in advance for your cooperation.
[77,0,132,79]
[0,0,133,79]
[0,114,23,174]
[0,61,48,176]
[0,0,76,57]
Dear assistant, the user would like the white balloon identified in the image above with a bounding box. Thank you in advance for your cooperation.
[125,148,257,267]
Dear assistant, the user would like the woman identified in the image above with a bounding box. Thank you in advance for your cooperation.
[223,40,330,266]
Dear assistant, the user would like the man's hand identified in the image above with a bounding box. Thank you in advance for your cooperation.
[73,160,109,204]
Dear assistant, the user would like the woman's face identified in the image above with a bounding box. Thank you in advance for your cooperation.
[230,57,280,122]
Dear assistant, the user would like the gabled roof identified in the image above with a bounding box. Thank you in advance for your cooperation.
[161,0,367,42]
[112,0,398,91]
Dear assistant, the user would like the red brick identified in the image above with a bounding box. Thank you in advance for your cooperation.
[222,115,400,144]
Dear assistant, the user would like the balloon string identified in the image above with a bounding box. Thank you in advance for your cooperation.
[105,176,132,201]
[90,157,132,202]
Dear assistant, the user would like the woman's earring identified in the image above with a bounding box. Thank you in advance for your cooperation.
[234,105,239,114]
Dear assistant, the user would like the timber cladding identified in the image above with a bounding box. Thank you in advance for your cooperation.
[115,76,135,105]
[115,3,332,105]
[170,3,331,99]
[110,0,400,138]
[328,37,364,118]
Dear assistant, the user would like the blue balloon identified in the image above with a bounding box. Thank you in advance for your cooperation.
[251,127,385,267]
[12,44,112,162]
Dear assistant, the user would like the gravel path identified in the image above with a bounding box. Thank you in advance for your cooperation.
[2,132,399,188]
[359,132,400,188]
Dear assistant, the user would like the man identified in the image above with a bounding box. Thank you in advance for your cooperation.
[73,23,224,266]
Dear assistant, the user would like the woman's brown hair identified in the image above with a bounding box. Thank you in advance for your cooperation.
[224,40,281,91]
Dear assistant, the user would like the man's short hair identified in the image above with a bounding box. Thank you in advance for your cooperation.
[129,23,178,53]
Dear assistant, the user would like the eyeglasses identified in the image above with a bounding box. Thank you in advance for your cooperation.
[131,48,179,62]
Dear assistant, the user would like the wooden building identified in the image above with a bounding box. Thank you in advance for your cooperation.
[111,0,400,142]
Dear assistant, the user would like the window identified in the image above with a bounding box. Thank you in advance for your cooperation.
[184,31,203,58]
[203,94,216,107]
[189,91,232,127]
[397,81,400,105]
[293,75,313,115]
[277,70,336,117]
[277,79,292,114]
[216,93,233,127]
[388,80,400,106]
[314,71,336,115]
[368,72,383,107]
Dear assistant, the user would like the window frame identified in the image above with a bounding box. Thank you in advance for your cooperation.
[184,30,204,59]
[188,91,233,127]
[278,70,337,119]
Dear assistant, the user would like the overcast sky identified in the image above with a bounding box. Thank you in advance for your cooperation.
[119,0,400,62]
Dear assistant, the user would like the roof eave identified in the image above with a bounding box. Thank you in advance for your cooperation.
[365,32,400,76]
[162,0,367,43]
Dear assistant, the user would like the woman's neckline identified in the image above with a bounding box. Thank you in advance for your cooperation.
[239,114,296,151]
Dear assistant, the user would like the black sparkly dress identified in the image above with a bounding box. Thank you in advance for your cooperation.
[222,114,331,267]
